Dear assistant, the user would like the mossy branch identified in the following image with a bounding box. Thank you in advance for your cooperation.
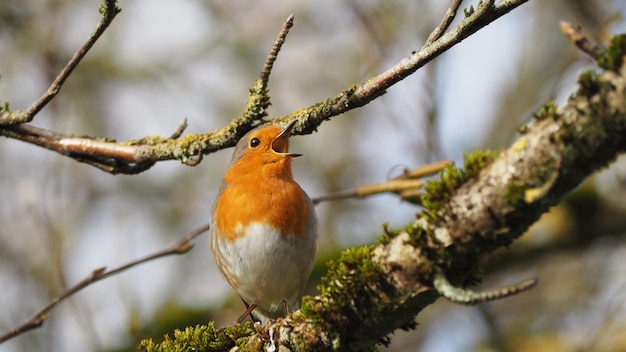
[0,0,529,175]
[140,33,626,351]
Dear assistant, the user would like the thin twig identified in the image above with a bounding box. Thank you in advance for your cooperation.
[236,14,297,131]
[394,160,454,179]
[260,14,294,85]
[312,161,452,204]
[434,269,538,305]
[0,223,210,344]
[0,0,121,126]
[182,153,203,166]
[560,21,605,60]
[170,118,189,139]
[426,0,464,45]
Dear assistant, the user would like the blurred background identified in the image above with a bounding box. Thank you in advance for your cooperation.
[1,0,625,351]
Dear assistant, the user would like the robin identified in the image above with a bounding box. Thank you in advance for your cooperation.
[210,120,318,324]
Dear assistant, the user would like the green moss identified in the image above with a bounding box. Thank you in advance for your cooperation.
[377,223,400,245]
[138,322,255,352]
[421,150,498,217]
[422,166,461,211]
[516,124,529,135]
[303,240,436,350]
[297,296,331,342]
[506,182,526,206]
[98,1,110,14]
[314,245,380,311]
[579,34,626,97]
[404,220,428,246]
[98,0,121,17]
[0,101,10,114]
[300,244,390,347]
[378,222,429,249]
[577,70,604,96]
[598,33,626,71]
[342,85,359,108]
[463,0,487,18]
[532,101,558,121]
[463,149,499,178]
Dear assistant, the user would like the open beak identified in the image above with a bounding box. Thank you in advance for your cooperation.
[271,120,302,157]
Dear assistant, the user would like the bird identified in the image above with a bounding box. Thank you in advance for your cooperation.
[210,120,318,324]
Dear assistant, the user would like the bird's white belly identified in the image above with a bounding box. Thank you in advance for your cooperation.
[212,222,316,317]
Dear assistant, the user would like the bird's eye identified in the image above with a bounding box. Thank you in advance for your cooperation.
[249,137,260,148]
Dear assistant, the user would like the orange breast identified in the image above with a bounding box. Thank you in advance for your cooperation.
[214,174,310,242]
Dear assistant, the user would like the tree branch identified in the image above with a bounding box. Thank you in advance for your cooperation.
[139,32,626,351]
[0,223,209,344]
[0,0,529,175]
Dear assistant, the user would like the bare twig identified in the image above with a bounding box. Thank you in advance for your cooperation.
[560,21,605,60]
[235,14,297,133]
[0,223,209,344]
[312,161,452,204]
[394,160,454,179]
[426,0,463,45]
[0,0,530,174]
[0,0,121,126]
[170,118,189,139]
[260,14,294,85]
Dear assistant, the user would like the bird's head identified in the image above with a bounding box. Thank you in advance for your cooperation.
[226,120,301,180]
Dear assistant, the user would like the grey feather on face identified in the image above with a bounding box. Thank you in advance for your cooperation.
[228,120,299,165]
[229,131,254,165]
